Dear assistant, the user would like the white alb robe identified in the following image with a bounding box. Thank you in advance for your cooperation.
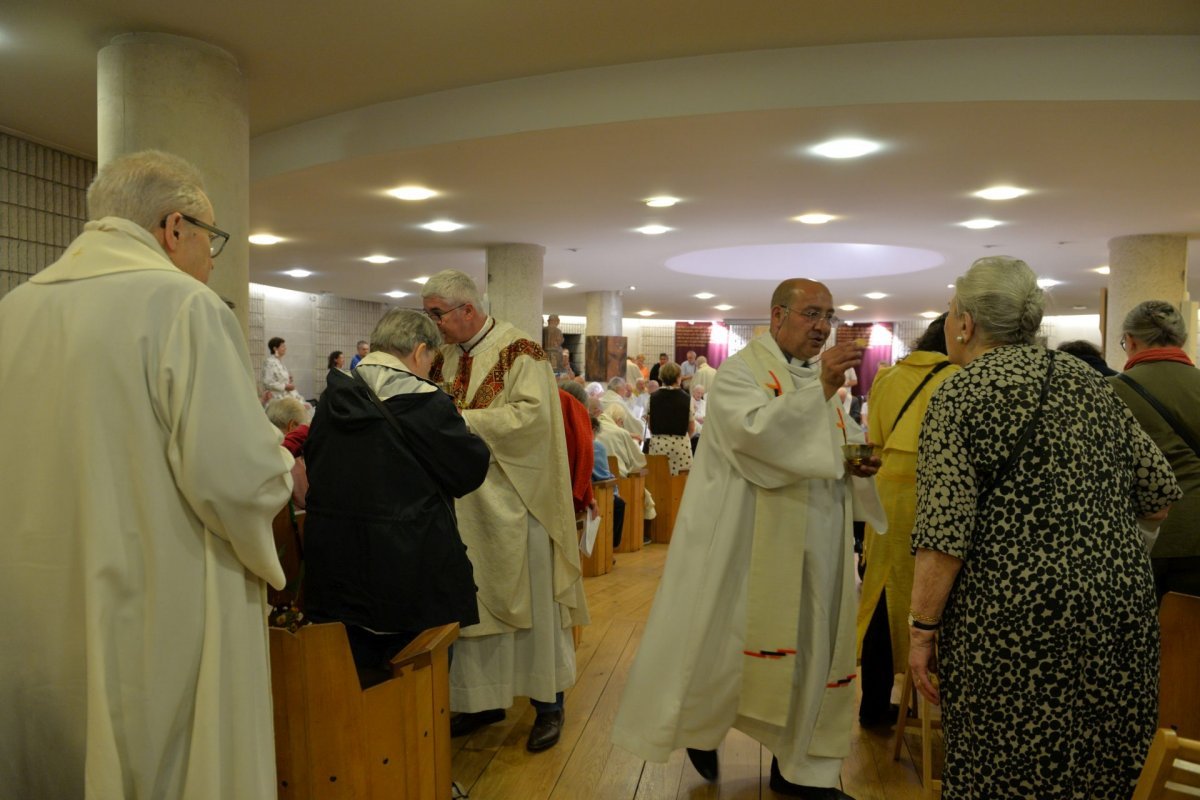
[0,217,292,799]
[612,335,883,787]
[432,319,589,710]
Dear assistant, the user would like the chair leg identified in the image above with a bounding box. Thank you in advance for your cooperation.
[891,665,914,761]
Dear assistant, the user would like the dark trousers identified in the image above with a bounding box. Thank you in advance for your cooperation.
[531,691,565,714]
[858,587,895,721]
[612,495,626,549]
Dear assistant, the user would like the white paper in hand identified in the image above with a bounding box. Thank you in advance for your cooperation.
[581,508,601,556]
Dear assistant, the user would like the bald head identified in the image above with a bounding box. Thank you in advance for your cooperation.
[770,279,828,312]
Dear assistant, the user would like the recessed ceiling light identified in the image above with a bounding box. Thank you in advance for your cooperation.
[973,186,1028,201]
[714,304,734,311]
[628,285,637,291]
[363,255,396,264]
[960,219,1002,229]
[636,225,672,235]
[864,292,888,300]
[284,269,312,278]
[1037,278,1061,288]
[551,281,575,289]
[838,304,860,311]
[385,291,408,299]
[810,138,881,159]
[1094,265,1111,275]
[412,276,429,284]
[694,292,715,300]
[637,310,657,317]
[947,284,956,289]
[387,185,438,201]
[919,311,941,319]
[793,213,835,225]
[249,234,283,245]
[422,220,464,232]
[645,196,680,208]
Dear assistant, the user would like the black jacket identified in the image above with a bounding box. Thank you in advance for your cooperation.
[303,365,490,633]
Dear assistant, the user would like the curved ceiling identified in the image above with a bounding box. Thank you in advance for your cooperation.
[2,1,1199,323]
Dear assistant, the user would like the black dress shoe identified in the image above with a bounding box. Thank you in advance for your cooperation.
[449,708,505,738]
[526,709,564,752]
[686,747,719,782]
[769,757,855,798]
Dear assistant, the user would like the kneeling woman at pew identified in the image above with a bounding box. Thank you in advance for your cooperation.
[303,309,491,686]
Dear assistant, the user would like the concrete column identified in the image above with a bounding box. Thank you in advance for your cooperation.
[1105,234,1188,369]
[98,33,250,334]
[585,291,623,336]
[486,243,544,341]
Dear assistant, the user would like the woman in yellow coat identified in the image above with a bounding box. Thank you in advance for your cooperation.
[856,315,956,725]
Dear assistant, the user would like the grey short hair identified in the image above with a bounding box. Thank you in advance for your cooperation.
[265,397,307,431]
[560,379,588,406]
[584,381,605,398]
[421,269,483,309]
[370,308,442,356]
[954,256,1044,346]
[87,150,210,232]
[1123,300,1187,347]
[695,356,708,367]
[607,376,626,391]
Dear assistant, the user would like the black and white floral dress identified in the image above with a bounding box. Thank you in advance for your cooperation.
[912,345,1181,800]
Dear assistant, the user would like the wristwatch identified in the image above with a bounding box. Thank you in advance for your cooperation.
[908,613,940,631]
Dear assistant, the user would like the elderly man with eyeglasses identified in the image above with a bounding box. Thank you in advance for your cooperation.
[0,150,293,797]
[614,279,886,799]
[421,270,589,753]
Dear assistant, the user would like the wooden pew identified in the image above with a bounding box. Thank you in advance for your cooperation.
[645,453,688,544]
[1159,591,1200,738]
[579,478,616,577]
[610,455,645,553]
[268,504,305,610]
[270,621,458,800]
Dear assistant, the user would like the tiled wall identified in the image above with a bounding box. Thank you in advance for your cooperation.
[0,133,94,302]
[249,283,388,401]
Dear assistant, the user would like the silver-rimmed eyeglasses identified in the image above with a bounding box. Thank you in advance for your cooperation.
[781,305,841,327]
[424,302,467,321]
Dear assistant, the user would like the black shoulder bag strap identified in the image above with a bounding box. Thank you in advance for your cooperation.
[892,360,952,431]
[1116,372,1200,459]
[352,370,458,519]
[978,351,1056,508]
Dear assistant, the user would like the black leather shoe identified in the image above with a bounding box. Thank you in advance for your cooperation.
[769,757,855,798]
[686,748,719,782]
[449,708,505,738]
[526,709,564,752]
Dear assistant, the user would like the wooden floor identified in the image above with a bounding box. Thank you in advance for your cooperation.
[451,543,938,799]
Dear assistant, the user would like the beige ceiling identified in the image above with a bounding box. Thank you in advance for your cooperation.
[3,1,1200,322]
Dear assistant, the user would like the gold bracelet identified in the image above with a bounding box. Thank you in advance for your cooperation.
[909,611,940,625]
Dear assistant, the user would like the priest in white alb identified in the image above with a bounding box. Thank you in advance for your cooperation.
[422,270,589,753]
[612,279,885,799]
[0,151,293,798]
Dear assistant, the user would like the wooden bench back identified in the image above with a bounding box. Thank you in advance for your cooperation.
[1160,592,1200,738]
[1133,728,1200,800]
[645,453,688,544]
[270,621,457,799]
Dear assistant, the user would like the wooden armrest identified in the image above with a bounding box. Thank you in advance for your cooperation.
[592,478,618,488]
[390,622,459,674]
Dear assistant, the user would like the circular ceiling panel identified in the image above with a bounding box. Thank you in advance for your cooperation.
[665,243,944,281]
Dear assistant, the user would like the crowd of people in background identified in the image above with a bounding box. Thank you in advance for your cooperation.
[1,146,1194,800]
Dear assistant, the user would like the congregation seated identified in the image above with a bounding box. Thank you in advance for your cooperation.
[265,396,309,510]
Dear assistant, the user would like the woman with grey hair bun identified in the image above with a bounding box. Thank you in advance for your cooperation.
[1110,299,1200,600]
[908,257,1181,798]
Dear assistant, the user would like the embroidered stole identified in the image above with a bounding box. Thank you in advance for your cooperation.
[736,338,858,756]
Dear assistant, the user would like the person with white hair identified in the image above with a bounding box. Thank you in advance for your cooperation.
[266,396,311,509]
[601,376,643,442]
[691,354,719,394]
[422,270,588,753]
[0,150,293,797]
[909,257,1179,798]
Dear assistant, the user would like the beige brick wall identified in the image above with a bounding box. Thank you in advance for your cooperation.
[0,133,95,302]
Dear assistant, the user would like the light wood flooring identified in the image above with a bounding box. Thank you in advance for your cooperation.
[451,543,939,799]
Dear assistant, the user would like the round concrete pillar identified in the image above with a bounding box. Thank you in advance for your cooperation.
[585,291,623,336]
[1105,234,1188,369]
[98,33,250,333]
[486,243,544,341]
